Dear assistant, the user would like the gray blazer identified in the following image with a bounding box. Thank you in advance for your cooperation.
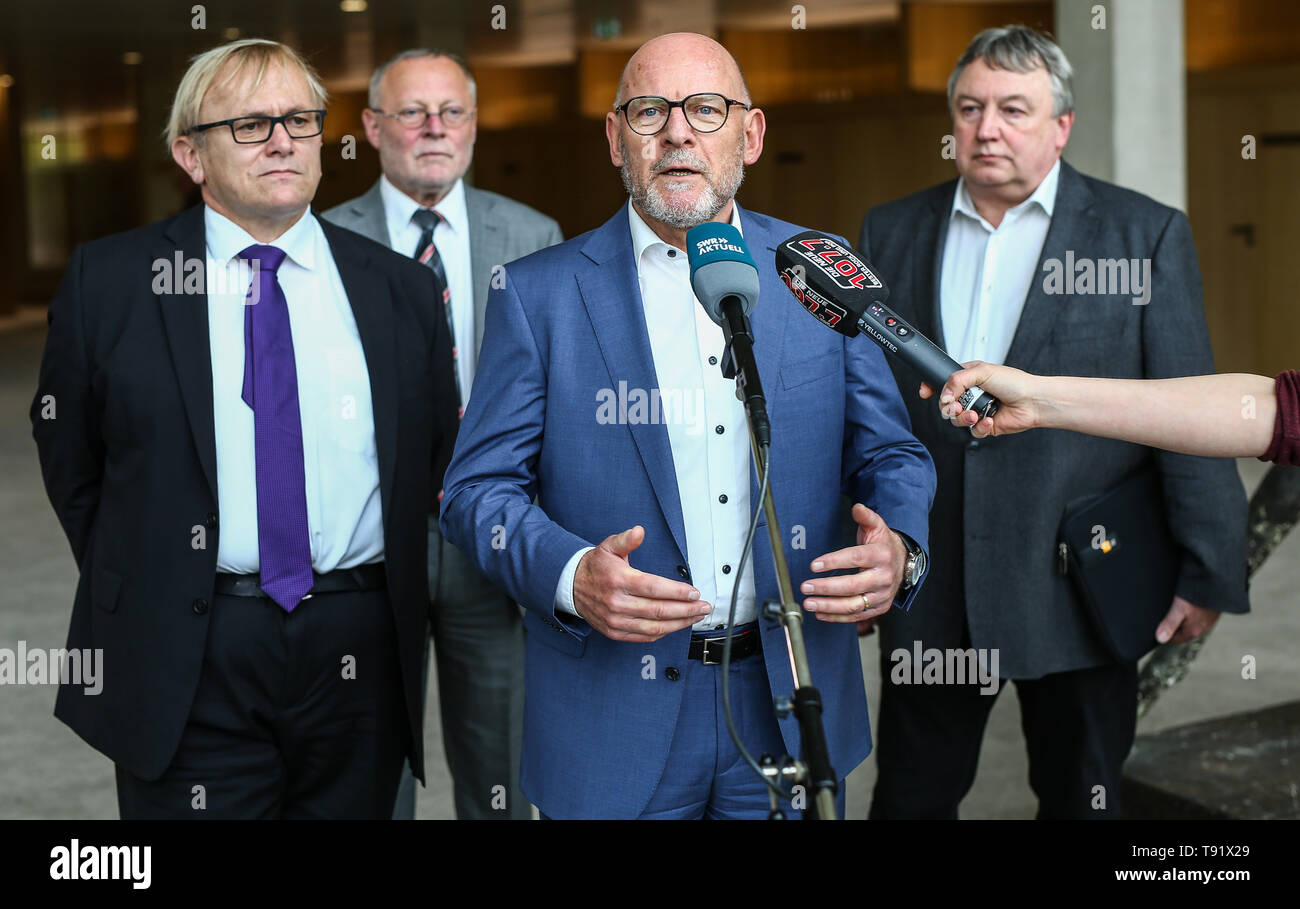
[859,159,1249,678]
[323,180,563,362]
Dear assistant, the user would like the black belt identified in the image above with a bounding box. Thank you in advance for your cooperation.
[688,627,760,665]
[214,563,387,599]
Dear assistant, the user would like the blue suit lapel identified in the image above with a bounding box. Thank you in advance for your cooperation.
[573,204,794,590]
[575,207,688,563]
[744,210,789,425]
[738,208,790,602]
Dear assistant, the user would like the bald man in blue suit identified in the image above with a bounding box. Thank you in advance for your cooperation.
[439,32,935,819]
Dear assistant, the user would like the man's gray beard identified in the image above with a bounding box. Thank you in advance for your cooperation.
[619,138,746,230]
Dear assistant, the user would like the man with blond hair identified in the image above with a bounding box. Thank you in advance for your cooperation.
[31,38,460,818]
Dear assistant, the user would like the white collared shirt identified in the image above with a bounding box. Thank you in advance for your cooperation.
[554,202,758,630]
[205,205,384,573]
[940,158,1059,365]
[380,174,476,402]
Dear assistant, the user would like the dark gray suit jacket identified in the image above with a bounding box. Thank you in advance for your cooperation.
[859,159,1249,678]
[322,180,562,364]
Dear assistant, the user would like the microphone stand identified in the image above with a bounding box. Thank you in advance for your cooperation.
[716,297,839,821]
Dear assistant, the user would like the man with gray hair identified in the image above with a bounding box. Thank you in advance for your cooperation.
[858,25,1248,818]
[324,49,561,820]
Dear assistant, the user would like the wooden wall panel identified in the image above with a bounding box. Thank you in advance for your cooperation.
[1187,0,1300,72]
[905,1,1053,94]
[1187,63,1300,377]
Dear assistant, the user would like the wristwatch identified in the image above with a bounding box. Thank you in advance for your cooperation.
[896,531,927,590]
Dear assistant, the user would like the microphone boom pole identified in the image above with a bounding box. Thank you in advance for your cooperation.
[690,224,839,820]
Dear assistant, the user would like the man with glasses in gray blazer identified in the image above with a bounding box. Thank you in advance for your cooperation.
[324,48,561,820]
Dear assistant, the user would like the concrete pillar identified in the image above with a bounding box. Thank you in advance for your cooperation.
[1055,0,1187,210]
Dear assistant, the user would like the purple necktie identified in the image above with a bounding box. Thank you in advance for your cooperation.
[240,244,313,611]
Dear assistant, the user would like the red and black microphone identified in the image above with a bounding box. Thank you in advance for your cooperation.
[775,232,999,420]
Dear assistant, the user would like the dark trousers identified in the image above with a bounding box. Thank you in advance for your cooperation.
[116,587,407,819]
[392,518,527,819]
[870,651,1139,819]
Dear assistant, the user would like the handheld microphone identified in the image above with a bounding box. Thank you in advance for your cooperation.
[686,222,770,447]
[774,231,999,420]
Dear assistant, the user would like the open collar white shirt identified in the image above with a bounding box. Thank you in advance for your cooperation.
[204,205,384,573]
[940,158,1059,365]
[554,201,758,630]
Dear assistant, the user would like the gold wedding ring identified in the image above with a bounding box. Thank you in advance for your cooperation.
[861,593,871,611]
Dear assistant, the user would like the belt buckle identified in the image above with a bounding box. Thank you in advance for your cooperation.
[701,634,729,665]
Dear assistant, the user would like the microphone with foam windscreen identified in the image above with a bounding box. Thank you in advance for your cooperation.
[775,231,1000,420]
[686,222,771,447]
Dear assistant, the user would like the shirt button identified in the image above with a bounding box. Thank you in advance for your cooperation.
[718,494,728,504]
[715,425,724,435]
[709,356,718,366]
[665,667,681,681]
[667,249,677,258]
[722,564,732,574]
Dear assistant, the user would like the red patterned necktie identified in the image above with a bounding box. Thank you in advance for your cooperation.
[411,208,462,415]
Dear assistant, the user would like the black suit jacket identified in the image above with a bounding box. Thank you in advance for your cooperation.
[30,204,459,780]
[859,160,1249,677]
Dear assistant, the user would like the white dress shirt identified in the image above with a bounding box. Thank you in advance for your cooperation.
[554,202,758,630]
[940,159,1059,365]
[205,206,384,573]
[380,174,476,402]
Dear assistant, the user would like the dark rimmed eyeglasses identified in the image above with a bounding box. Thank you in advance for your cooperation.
[186,109,326,144]
[615,93,751,136]
[370,105,475,129]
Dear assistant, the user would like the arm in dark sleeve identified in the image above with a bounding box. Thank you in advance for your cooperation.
[1261,370,1300,466]
[30,245,104,568]
[1142,211,1250,612]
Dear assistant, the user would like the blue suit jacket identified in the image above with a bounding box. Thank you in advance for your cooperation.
[440,202,936,818]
